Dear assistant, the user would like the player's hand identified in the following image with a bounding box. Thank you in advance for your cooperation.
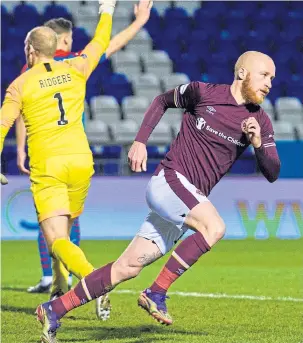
[98,0,117,15]
[17,150,30,175]
[1,173,8,185]
[128,141,147,172]
[242,117,262,148]
[134,0,153,25]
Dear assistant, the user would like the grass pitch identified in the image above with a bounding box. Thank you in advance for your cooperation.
[1,240,302,343]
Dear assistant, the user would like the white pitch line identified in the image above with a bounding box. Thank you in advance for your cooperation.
[4,286,303,303]
[114,289,303,303]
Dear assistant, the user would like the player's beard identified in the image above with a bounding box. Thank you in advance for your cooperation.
[241,73,264,105]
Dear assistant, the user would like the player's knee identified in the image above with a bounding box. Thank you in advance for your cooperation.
[207,217,226,242]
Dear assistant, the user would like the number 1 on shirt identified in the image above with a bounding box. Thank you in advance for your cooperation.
[54,92,68,126]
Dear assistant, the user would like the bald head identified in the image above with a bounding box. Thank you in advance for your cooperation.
[26,26,57,58]
[234,51,275,79]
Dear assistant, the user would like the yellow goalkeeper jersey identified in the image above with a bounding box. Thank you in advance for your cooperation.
[0,13,112,166]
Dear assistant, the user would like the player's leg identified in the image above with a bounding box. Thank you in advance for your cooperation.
[36,233,163,327]
[144,169,225,324]
[68,217,81,288]
[27,228,53,293]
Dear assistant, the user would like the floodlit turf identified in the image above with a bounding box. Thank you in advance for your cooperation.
[1,240,302,343]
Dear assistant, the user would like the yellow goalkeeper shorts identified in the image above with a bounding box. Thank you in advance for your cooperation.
[30,154,94,222]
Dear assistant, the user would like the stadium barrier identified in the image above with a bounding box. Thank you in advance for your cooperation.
[1,176,302,240]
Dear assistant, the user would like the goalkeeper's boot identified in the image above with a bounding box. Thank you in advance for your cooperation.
[138,288,173,325]
[96,294,111,321]
[36,302,61,343]
[28,279,51,294]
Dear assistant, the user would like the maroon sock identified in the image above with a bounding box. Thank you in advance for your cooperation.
[51,262,114,319]
[150,232,210,294]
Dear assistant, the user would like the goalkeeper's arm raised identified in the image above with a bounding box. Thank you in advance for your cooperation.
[68,0,117,79]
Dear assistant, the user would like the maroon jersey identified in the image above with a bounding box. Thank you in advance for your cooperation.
[135,82,280,196]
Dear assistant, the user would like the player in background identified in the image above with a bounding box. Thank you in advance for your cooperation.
[0,1,116,340]
[34,51,280,338]
[15,0,152,301]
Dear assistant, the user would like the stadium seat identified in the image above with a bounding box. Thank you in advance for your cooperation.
[143,51,173,77]
[148,121,172,144]
[171,120,182,138]
[75,3,99,36]
[72,27,91,52]
[146,145,169,158]
[122,96,149,123]
[144,7,162,39]
[132,74,162,104]
[103,73,133,104]
[153,1,172,16]
[42,3,73,23]
[174,53,201,81]
[90,145,122,158]
[163,7,190,31]
[260,99,275,121]
[295,124,303,140]
[174,1,201,16]
[103,162,120,176]
[13,2,41,29]
[275,97,303,124]
[162,73,190,91]
[272,121,295,140]
[85,120,111,144]
[90,95,121,123]
[195,2,230,20]
[111,51,142,79]
[110,119,139,144]
[124,29,152,56]
[112,6,131,32]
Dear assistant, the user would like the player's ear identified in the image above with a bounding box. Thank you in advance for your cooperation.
[238,67,247,81]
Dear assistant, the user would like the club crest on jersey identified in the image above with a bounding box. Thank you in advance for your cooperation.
[196,117,206,130]
[206,106,216,115]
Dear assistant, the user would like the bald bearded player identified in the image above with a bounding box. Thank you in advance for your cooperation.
[36,51,281,335]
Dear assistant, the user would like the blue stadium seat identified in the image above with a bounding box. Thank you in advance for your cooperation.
[146,162,159,174]
[90,145,122,158]
[228,1,259,18]
[13,2,41,28]
[102,73,133,104]
[164,7,190,31]
[280,20,303,42]
[72,27,91,52]
[250,21,279,41]
[103,162,120,176]
[206,65,233,84]
[194,2,230,20]
[174,53,201,81]
[42,3,73,23]
[146,145,169,158]
[259,1,290,20]
[222,20,252,40]
[144,8,162,39]
[212,41,240,60]
[193,14,221,34]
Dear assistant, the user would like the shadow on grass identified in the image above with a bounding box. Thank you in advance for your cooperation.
[2,304,35,316]
[1,286,28,293]
[64,325,209,341]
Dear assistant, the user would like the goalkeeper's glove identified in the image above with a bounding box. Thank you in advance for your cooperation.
[99,0,117,15]
[1,173,8,185]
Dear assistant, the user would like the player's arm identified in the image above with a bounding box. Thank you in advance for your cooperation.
[16,115,30,174]
[1,81,22,183]
[1,81,22,152]
[243,114,280,183]
[105,0,152,58]
[70,1,116,79]
[135,82,203,144]
[128,82,204,172]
